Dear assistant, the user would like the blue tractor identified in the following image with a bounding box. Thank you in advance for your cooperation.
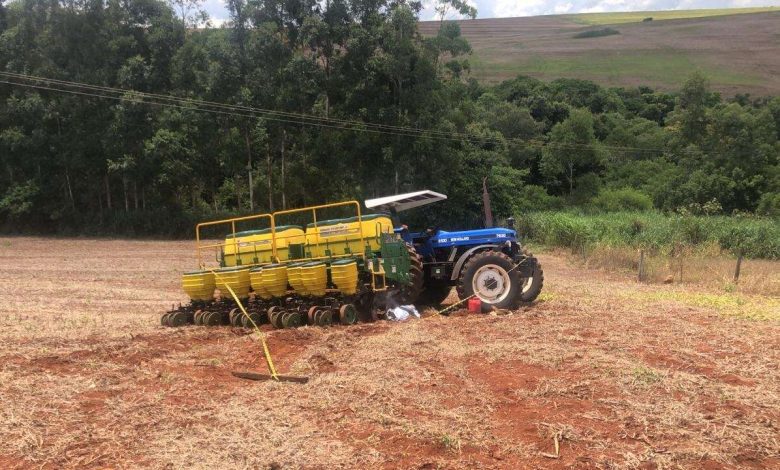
[366,190,544,311]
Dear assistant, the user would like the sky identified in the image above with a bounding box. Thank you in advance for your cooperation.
[201,0,777,25]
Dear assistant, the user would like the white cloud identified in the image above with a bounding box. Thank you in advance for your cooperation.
[208,17,229,28]
[581,0,632,14]
[202,0,779,23]
[202,0,230,24]
[489,0,777,17]
[554,2,575,13]
[419,0,479,21]
[493,0,550,17]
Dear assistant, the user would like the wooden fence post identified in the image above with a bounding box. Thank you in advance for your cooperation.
[638,249,645,282]
[675,243,684,284]
[734,253,743,283]
[678,254,683,284]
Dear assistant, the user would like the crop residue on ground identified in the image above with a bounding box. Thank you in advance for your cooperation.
[0,237,778,468]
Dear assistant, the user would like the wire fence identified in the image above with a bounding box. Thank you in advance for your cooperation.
[559,243,779,297]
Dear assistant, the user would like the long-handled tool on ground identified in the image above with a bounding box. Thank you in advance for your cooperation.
[212,269,309,384]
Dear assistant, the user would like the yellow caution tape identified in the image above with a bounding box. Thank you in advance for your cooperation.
[210,269,279,381]
[207,257,529,377]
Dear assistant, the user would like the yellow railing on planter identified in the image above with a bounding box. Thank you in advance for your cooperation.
[193,200,394,269]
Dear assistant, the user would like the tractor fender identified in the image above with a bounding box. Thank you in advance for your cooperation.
[449,244,502,281]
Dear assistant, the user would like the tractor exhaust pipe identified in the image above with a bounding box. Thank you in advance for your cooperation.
[482,177,493,228]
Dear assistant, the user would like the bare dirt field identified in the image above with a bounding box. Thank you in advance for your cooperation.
[419,11,780,95]
[0,237,778,469]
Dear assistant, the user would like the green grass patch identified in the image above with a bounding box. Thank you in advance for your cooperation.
[536,292,556,303]
[624,291,780,321]
[474,50,762,88]
[631,365,664,385]
[564,7,779,26]
[439,433,462,452]
[573,27,620,39]
[517,211,780,259]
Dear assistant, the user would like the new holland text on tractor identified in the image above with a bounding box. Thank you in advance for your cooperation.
[162,190,543,328]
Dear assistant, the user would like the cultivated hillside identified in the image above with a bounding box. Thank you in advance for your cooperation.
[419,7,780,95]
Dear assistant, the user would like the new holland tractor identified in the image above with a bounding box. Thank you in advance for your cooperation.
[366,190,543,310]
[161,190,542,329]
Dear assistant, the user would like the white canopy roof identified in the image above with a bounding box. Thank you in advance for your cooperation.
[365,190,447,213]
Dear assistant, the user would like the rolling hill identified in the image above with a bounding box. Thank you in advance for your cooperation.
[418,7,780,95]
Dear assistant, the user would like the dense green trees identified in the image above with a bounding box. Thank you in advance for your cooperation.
[0,0,778,236]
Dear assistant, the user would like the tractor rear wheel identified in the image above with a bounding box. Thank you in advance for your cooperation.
[456,250,523,311]
[396,243,423,305]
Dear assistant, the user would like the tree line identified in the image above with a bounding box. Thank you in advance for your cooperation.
[0,0,778,236]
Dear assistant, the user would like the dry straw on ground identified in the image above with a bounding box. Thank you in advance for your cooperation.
[0,237,778,469]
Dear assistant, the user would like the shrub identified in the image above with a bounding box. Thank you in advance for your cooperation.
[518,212,592,250]
[756,192,780,217]
[0,181,39,218]
[590,188,653,212]
[678,216,709,246]
[514,185,565,212]
[573,28,620,39]
[518,211,779,259]
[718,224,780,259]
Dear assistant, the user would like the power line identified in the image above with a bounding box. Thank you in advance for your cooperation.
[1,71,511,146]
[0,71,467,140]
[2,76,531,148]
[0,71,667,155]
[0,78,467,142]
[0,71,665,154]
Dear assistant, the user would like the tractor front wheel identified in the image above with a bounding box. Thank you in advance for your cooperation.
[456,251,523,311]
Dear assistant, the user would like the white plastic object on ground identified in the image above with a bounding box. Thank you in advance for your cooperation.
[386,305,420,321]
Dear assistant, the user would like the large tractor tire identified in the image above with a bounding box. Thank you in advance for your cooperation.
[396,243,423,305]
[456,250,523,311]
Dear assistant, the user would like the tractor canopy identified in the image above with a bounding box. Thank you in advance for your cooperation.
[365,190,447,213]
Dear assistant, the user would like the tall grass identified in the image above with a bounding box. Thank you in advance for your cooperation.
[517,211,780,260]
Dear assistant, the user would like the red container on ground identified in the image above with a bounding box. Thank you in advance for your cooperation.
[467,297,482,313]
